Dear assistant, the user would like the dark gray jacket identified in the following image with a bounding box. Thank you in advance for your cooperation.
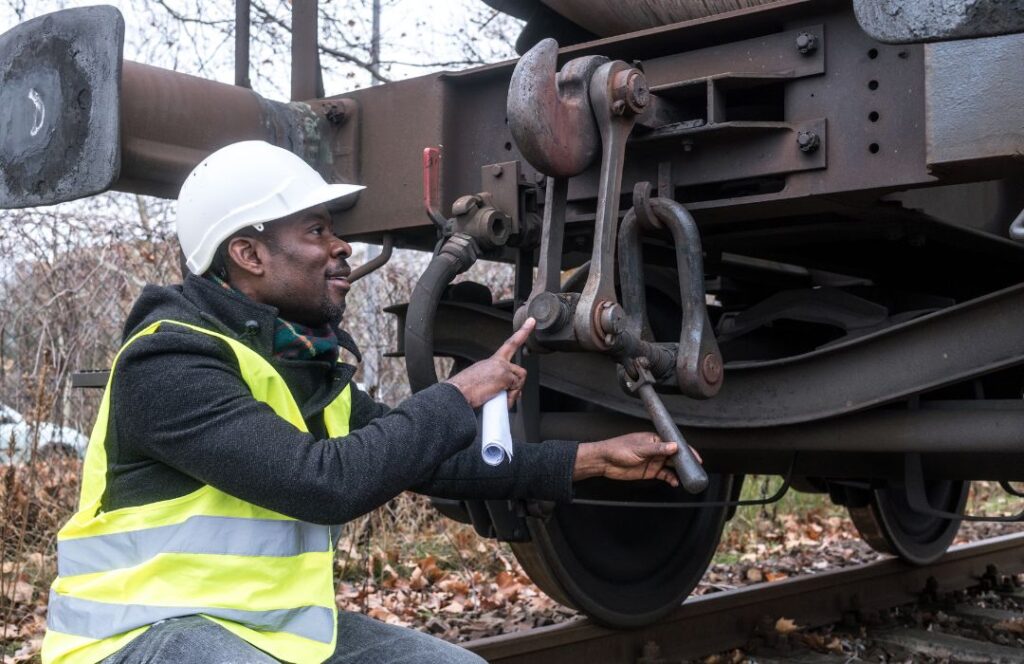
[101,274,578,524]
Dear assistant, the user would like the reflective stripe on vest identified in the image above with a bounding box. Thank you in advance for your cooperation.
[47,592,335,643]
[42,320,351,664]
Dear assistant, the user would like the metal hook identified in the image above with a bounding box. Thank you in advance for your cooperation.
[506,38,607,178]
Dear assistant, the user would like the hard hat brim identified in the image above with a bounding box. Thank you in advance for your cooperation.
[184,182,365,275]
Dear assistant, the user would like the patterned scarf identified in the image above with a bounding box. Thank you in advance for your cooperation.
[209,275,340,363]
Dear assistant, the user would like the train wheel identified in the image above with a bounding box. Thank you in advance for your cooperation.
[848,480,968,565]
[511,473,733,627]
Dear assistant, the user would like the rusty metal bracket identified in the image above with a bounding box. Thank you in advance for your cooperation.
[573,60,648,351]
[618,188,723,399]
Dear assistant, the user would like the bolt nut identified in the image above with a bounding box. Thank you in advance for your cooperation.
[701,353,723,385]
[611,68,649,116]
[324,104,346,125]
[796,130,821,153]
[528,292,570,331]
[598,301,625,335]
[489,164,503,178]
[795,32,818,55]
[624,70,650,111]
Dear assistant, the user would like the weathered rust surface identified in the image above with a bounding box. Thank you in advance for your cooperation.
[5,0,1024,246]
[506,38,605,178]
[117,61,339,198]
[338,4,938,241]
[0,6,123,208]
[394,276,1024,429]
[924,32,1024,175]
[854,0,1024,43]
[536,0,788,36]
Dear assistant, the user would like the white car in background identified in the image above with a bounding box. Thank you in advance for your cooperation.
[0,402,89,464]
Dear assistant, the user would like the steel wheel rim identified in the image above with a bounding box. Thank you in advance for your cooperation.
[512,474,733,627]
[850,479,968,565]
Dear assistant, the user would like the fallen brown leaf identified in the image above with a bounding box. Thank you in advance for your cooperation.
[994,618,1024,634]
[775,617,800,634]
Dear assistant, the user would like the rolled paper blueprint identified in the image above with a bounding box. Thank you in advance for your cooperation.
[481,391,514,466]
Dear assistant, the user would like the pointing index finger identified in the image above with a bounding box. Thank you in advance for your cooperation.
[495,317,536,361]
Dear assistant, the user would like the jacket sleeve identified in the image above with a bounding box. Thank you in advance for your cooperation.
[350,384,579,502]
[411,438,579,502]
[113,328,478,524]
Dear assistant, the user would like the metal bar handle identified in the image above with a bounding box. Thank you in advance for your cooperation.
[636,382,708,494]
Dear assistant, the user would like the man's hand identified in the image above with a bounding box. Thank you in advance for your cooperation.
[446,318,536,409]
[573,433,694,488]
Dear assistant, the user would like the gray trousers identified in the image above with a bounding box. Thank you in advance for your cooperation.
[101,613,486,664]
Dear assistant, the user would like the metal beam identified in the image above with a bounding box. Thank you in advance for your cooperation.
[291,0,320,101]
[234,0,250,88]
[394,280,1024,427]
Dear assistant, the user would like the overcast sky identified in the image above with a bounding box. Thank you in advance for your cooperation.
[1,1,522,98]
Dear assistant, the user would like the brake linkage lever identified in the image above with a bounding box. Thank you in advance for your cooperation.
[621,356,709,494]
[506,40,710,493]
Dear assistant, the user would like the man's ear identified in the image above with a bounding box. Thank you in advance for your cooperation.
[226,236,267,277]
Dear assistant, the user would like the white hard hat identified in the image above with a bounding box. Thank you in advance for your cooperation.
[177,140,365,275]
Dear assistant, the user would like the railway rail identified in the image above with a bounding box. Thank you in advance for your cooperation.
[463,532,1024,663]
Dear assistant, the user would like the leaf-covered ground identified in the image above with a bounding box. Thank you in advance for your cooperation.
[2,461,1021,663]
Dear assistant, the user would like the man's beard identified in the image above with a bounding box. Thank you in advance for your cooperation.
[320,293,345,327]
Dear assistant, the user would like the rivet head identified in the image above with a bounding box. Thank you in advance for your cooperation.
[796,130,821,153]
[701,353,723,384]
[795,32,818,55]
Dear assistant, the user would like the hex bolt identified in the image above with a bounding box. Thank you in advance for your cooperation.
[528,292,569,331]
[324,103,346,125]
[624,70,650,111]
[490,164,503,178]
[701,353,723,384]
[598,301,625,335]
[795,32,818,55]
[611,68,649,116]
[797,130,821,153]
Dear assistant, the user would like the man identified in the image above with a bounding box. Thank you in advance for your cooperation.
[43,141,683,664]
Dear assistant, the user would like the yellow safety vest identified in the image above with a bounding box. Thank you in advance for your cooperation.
[42,320,351,664]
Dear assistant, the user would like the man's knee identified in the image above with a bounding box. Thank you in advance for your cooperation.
[103,616,276,664]
[417,644,486,664]
[451,647,488,664]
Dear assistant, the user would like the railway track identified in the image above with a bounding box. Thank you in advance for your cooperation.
[463,532,1024,663]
